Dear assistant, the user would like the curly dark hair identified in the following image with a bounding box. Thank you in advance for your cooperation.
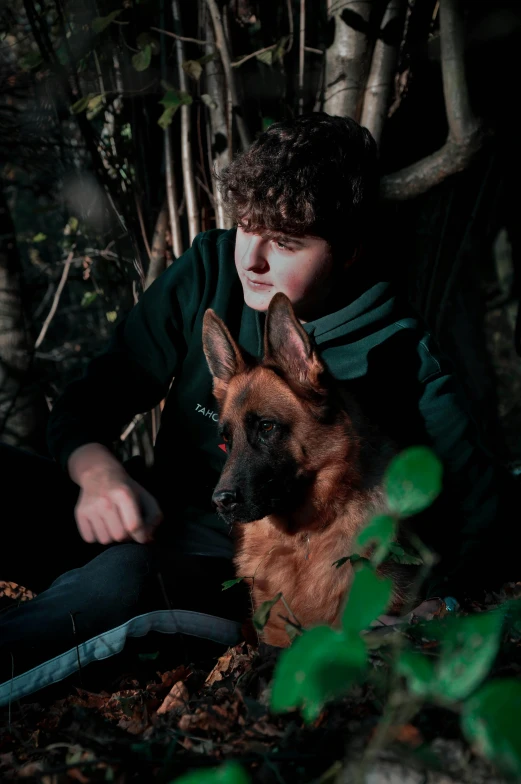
[217,112,379,258]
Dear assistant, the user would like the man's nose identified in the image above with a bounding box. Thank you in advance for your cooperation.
[240,236,268,272]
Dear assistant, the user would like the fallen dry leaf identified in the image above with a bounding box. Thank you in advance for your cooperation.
[157,680,189,715]
[0,581,37,603]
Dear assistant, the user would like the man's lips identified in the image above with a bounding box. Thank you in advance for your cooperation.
[245,276,272,289]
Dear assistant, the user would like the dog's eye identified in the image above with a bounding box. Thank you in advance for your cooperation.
[259,421,275,433]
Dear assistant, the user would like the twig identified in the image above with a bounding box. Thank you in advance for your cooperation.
[172,0,200,243]
[298,0,306,114]
[231,44,277,68]
[34,251,73,349]
[286,0,294,53]
[135,193,152,262]
[151,26,211,46]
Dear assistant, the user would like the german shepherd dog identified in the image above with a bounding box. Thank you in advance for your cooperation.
[202,293,411,647]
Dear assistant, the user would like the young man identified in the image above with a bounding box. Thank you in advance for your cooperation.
[0,113,512,705]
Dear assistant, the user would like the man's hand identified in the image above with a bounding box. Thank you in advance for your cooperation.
[69,443,163,545]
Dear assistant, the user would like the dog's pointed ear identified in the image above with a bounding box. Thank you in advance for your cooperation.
[264,293,325,390]
[203,309,248,401]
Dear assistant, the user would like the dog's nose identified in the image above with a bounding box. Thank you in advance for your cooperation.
[212,489,239,511]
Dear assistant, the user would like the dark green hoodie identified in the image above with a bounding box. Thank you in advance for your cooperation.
[47,228,504,596]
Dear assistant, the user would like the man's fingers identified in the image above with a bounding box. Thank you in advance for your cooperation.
[139,489,164,529]
[77,514,96,543]
[101,506,128,543]
[90,515,114,545]
[116,488,150,543]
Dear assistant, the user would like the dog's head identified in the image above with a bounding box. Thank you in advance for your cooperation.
[202,293,355,527]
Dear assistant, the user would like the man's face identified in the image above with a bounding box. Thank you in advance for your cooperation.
[234,226,337,322]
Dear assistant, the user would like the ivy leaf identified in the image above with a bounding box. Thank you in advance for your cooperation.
[136,32,160,55]
[355,514,396,566]
[132,45,152,72]
[397,649,436,697]
[173,760,251,783]
[221,577,245,591]
[92,10,122,34]
[182,59,203,81]
[434,609,504,702]
[256,47,274,66]
[183,54,215,81]
[81,292,97,307]
[462,678,521,777]
[253,592,282,631]
[19,50,43,71]
[32,232,47,242]
[271,625,367,722]
[385,446,443,518]
[387,542,423,566]
[201,93,218,111]
[70,95,94,114]
[158,106,178,129]
[332,554,369,569]
[341,564,393,634]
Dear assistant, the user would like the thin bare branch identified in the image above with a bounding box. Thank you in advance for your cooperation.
[360,0,406,148]
[150,26,211,46]
[145,200,169,289]
[164,127,183,258]
[172,0,200,243]
[134,194,152,262]
[380,0,485,200]
[206,0,251,152]
[286,0,294,53]
[298,0,306,114]
[232,44,277,68]
[204,12,232,229]
[35,251,73,349]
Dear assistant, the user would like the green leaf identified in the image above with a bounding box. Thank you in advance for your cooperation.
[397,649,436,697]
[87,94,105,111]
[256,47,274,66]
[158,106,179,129]
[253,592,282,631]
[138,651,160,661]
[132,45,152,72]
[271,625,367,722]
[106,310,118,323]
[434,609,504,702]
[182,59,203,81]
[332,554,369,569]
[171,760,250,783]
[136,32,160,55]
[67,216,79,233]
[462,679,521,777]
[341,564,392,634]
[20,50,43,71]
[92,10,122,34]
[70,95,93,114]
[221,577,245,591]
[356,514,396,566]
[201,93,218,111]
[81,292,98,307]
[160,89,193,108]
[387,542,423,566]
[272,36,290,63]
[32,232,47,242]
[385,446,443,518]
[262,116,276,130]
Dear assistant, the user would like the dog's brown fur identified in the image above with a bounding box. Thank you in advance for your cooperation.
[202,293,414,647]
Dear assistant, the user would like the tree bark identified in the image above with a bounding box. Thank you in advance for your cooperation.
[324,0,372,119]
[0,187,41,448]
[380,0,485,201]
[360,0,406,148]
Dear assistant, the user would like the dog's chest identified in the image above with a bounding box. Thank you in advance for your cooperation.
[235,520,355,628]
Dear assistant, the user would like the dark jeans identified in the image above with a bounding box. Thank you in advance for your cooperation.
[0,444,249,704]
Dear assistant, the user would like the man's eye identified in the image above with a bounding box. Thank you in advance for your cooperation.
[260,421,275,433]
[275,240,292,251]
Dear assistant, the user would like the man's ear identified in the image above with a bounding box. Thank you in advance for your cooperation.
[202,309,248,402]
[264,292,326,391]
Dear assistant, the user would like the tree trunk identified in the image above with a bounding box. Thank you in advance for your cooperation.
[0,187,43,449]
[324,0,372,119]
